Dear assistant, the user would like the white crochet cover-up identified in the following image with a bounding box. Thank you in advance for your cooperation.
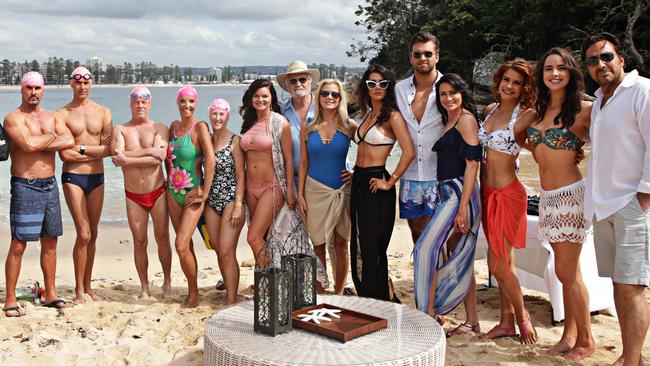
[538,180,587,244]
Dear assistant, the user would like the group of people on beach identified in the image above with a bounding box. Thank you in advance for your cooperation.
[1,30,648,365]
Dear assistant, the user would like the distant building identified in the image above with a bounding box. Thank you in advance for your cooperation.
[258,74,277,81]
[86,56,106,72]
[208,67,223,83]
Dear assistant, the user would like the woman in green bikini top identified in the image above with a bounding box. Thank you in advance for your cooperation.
[166,85,215,308]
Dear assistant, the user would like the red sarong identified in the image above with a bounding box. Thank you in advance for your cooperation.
[481,179,527,272]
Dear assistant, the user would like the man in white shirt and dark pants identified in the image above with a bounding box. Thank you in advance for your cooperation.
[395,31,443,244]
[583,32,650,366]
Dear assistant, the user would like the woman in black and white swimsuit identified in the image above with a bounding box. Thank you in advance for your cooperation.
[204,99,245,305]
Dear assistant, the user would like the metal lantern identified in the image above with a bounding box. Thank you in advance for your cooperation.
[253,265,293,336]
[282,253,317,310]
[253,245,293,336]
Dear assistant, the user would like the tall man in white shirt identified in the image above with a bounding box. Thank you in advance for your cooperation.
[395,31,444,244]
[583,32,650,366]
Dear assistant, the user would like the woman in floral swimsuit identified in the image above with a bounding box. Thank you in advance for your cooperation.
[166,86,215,308]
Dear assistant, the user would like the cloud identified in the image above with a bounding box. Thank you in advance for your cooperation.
[0,0,366,66]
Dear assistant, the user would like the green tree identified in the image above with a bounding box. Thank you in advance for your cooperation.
[349,0,649,79]
[2,59,11,84]
[65,59,74,79]
[30,59,40,72]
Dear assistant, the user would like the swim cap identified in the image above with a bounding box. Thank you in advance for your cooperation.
[208,98,230,115]
[70,66,93,84]
[21,71,45,88]
[129,86,152,101]
[176,86,199,103]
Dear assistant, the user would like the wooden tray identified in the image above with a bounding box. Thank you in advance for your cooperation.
[291,303,387,342]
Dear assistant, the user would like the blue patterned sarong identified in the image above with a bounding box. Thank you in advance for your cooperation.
[413,178,480,315]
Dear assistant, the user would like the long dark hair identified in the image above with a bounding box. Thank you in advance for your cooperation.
[534,47,584,128]
[435,73,479,125]
[240,79,281,134]
[354,64,398,125]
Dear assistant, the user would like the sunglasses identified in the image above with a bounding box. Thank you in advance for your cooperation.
[365,80,390,90]
[288,77,309,85]
[411,51,436,59]
[319,90,341,99]
[585,52,615,66]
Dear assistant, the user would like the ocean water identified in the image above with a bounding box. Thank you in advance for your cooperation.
[0,85,393,225]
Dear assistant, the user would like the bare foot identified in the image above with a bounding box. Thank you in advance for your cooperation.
[564,342,597,362]
[74,293,86,304]
[85,289,102,302]
[162,281,172,298]
[612,355,625,366]
[548,339,574,354]
[517,311,537,345]
[138,288,151,300]
[184,299,199,308]
[224,298,237,306]
[478,323,516,340]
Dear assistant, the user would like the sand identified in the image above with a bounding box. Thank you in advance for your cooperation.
[0,220,648,366]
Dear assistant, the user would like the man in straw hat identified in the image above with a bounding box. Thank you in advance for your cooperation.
[278,60,320,188]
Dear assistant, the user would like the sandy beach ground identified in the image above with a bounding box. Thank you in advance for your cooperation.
[0,217,648,366]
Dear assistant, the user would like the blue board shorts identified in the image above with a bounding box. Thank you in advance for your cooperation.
[399,179,437,219]
[10,176,63,242]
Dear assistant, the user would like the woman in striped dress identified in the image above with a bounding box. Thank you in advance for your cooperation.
[413,74,482,334]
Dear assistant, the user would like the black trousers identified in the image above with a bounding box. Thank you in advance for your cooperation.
[350,165,396,300]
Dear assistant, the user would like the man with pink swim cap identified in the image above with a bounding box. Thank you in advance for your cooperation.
[20,70,45,88]
[111,86,173,299]
[57,65,113,303]
[2,71,75,316]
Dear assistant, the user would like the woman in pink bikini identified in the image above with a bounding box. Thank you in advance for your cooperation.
[239,79,295,265]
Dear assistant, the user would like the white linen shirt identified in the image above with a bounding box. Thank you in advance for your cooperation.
[395,72,444,181]
[585,70,650,221]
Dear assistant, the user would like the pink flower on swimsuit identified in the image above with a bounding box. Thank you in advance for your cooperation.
[169,167,193,193]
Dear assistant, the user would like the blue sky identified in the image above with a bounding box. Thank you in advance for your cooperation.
[0,0,367,67]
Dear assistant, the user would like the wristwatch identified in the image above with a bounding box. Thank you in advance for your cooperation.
[79,144,86,155]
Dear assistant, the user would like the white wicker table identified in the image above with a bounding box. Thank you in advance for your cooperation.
[204,295,445,366]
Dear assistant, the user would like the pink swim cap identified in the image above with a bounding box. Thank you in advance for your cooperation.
[129,86,152,101]
[208,99,231,115]
[70,66,93,84]
[21,71,45,88]
[176,86,199,103]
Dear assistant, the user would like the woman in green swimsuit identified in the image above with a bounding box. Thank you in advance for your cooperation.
[166,86,215,308]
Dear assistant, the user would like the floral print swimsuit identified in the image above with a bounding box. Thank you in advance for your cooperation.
[207,135,237,215]
[167,122,203,206]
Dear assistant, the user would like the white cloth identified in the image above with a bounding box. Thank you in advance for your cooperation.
[395,73,444,181]
[585,70,650,221]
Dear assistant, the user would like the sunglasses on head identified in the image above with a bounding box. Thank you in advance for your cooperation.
[319,90,341,99]
[411,51,435,59]
[585,52,615,67]
[365,80,390,90]
[289,77,309,85]
[71,73,92,81]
